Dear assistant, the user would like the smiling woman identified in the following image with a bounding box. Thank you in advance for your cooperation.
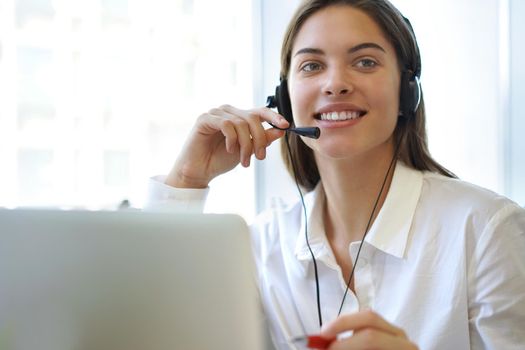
[280,3,453,195]
[287,5,404,175]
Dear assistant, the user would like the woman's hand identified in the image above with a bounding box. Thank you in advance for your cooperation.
[320,310,418,350]
[165,104,289,188]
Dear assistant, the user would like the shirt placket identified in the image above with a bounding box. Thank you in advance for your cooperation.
[348,242,375,310]
[314,247,359,323]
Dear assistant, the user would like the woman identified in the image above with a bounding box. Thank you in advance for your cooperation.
[148,0,525,349]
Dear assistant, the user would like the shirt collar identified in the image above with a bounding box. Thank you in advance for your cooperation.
[293,162,423,262]
[363,162,423,259]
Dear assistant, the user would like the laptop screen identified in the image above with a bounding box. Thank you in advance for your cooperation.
[0,209,265,350]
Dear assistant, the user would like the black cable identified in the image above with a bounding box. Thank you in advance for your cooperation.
[286,133,400,328]
[337,143,399,316]
[285,133,323,328]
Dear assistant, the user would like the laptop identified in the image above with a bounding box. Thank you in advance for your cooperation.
[0,209,265,350]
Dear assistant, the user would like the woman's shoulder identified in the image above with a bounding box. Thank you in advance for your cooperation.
[423,171,509,201]
[419,170,524,225]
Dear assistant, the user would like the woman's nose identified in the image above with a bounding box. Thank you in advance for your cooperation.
[324,87,349,95]
[322,68,353,96]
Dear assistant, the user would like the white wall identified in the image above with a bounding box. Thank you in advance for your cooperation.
[256,0,521,211]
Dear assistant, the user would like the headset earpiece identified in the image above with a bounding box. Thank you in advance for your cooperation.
[266,79,294,124]
[399,16,422,119]
[399,69,421,118]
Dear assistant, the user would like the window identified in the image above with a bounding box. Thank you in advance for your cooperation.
[16,0,55,28]
[0,0,256,218]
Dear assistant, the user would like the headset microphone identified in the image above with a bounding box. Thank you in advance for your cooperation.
[266,89,321,139]
[283,126,320,139]
[267,120,321,139]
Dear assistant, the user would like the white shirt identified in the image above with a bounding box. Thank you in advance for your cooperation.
[146,162,525,350]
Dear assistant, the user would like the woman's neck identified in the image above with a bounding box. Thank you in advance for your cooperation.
[317,142,396,244]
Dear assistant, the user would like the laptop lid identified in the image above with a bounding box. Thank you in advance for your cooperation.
[0,209,264,350]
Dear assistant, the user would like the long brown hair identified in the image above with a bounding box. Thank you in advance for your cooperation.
[279,0,456,191]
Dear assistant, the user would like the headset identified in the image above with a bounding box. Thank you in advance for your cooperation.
[266,17,422,130]
[399,16,422,119]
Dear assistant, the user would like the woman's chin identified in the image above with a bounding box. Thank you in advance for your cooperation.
[309,137,395,162]
[310,141,362,160]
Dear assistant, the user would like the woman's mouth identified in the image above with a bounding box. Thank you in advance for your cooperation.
[315,110,367,121]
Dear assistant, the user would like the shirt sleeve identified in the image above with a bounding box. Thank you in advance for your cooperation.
[468,203,525,349]
[143,175,209,212]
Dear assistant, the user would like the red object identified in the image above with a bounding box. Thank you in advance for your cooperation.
[292,334,336,349]
[307,335,335,349]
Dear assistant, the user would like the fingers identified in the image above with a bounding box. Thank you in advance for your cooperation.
[221,105,288,163]
[328,329,418,350]
[321,310,406,339]
[319,310,417,350]
[221,104,289,129]
[265,127,286,146]
[199,105,288,167]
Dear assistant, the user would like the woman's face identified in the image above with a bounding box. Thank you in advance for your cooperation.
[288,5,401,161]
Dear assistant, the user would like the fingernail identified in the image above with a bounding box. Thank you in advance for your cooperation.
[257,148,266,159]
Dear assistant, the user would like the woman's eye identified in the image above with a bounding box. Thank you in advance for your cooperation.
[355,59,377,69]
[301,62,322,72]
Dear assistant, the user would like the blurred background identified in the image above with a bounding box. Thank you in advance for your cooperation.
[0,0,255,214]
[0,0,523,222]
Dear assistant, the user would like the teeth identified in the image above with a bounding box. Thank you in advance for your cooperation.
[320,111,362,121]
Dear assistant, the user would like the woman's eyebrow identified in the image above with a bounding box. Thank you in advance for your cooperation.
[348,42,386,54]
[293,42,386,57]
[293,47,324,57]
